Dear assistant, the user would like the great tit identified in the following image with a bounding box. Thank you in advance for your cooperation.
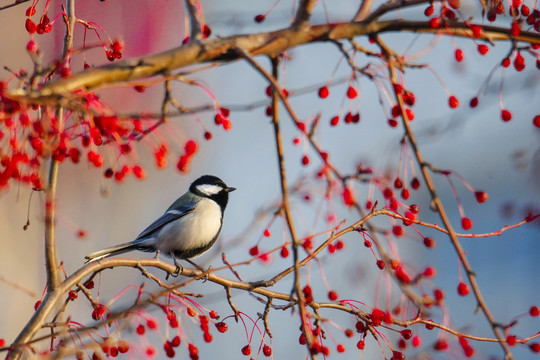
[85,175,235,264]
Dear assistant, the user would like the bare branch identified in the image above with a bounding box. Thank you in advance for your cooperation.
[184,0,204,40]
[9,20,540,103]
[293,0,318,28]
[384,50,514,359]
[354,0,374,21]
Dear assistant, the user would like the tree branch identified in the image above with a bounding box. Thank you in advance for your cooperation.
[9,20,540,103]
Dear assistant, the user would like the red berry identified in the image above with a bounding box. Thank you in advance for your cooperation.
[330,116,339,126]
[202,25,211,38]
[146,319,157,329]
[302,155,310,166]
[429,17,441,28]
[188,344,199,359]
[254,14,265,23]
[401,188,410,200]
[533,115,540,128]
[184,140,198,155]
[280,246,289,258]
[376,259,385,269]
[133,165,146,179]
[511,21,521,36]
[461,217,472,230]
[412,335,422,347]
[507,335,517,346]
[501,57,511,67]
[216,322,228,333]
[136,324,145,335]
[171,335,180,347]
[470,97,479,107]
[357,339,365,349]
[457,281,470,296]
[434,339,449,351]
[118,340,129,353]
[370,308,385,326]
[318,86,329,98]
[530,305,539,317]
[346,86,358,99]
[477,44,489,55]
[424,237,435,248]
[448,95,459,108]
[403,91,416,106]
[424,5,434,16]
[249,245,259,256]
[410,177,420,189]
[501,109,512,122]
[328,290,338,301]
[263,345,272,356]
[474,191,488,203]
[530,343,540,353]
[355,320,365,332]
[392,225,404,237]
[401,329,413,340]
[337,344,345,353]
[25,18,37,33]
[423,266,436,278]
[241,344,251,356]
[164,342,175,358]
[395,266,411,283]
[455,49,464,62]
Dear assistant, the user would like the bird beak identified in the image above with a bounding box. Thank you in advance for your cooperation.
[226,187,236,192]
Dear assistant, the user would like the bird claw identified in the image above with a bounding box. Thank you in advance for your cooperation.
[172,261,183,277]
[165,252,182,280]
[186,259,210,281]
[199,265,211,282]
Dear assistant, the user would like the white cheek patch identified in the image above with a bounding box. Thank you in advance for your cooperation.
[196,184,223,196]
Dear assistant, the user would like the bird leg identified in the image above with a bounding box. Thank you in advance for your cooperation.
[165,252,182,280]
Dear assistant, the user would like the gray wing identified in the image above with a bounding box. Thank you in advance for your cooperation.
[135,193,198,241]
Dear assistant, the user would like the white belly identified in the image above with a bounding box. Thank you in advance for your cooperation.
[156,199,222,256]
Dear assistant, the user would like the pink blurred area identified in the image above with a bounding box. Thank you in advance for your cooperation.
[53,0,185,58]
[47,0,186,111]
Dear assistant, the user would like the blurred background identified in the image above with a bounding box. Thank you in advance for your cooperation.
[1,0,539,359]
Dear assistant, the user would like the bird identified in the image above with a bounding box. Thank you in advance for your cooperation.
[85,175,235,268]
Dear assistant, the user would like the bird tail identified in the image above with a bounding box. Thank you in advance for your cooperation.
[84,240,152,264]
